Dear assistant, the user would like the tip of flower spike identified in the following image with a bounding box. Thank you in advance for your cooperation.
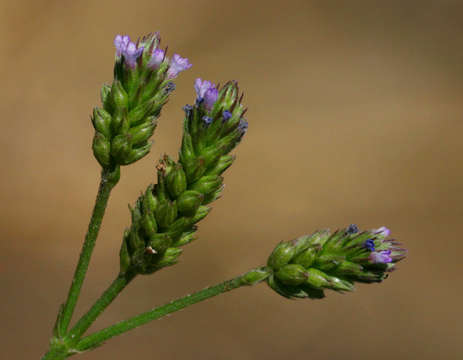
[114,34,144,68]
[374,226,390,238]
[265,225,407,299]
[347,224,359,234]
[194,78,218,111]
[238,119,248,134]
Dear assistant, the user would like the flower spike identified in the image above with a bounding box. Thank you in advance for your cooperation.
[266,225,407,299]
[119,79,248,275]
[91,33,192,170]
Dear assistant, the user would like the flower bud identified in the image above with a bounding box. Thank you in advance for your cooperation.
[149,233,172,253]
[183,158,206,183]
[305,268,331,289]
[110,134,131,163]
[101,84,111,108]
[128,121,156,146]
[111,80,129,110]
[154,200,177,229]
[190,175,222,195]
[276,264,308,286]
[92,133,111,167]
[166,165,187,198]
[92,108,112,138]
[177,190,203,217]
[267,242,296,270]
[141,212,157,236]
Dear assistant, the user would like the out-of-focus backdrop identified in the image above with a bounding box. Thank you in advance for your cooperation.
[1,1,462,359]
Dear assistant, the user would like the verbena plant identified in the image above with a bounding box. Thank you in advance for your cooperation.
[41,32,407,359]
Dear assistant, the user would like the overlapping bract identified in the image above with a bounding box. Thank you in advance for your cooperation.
[119,80,248,275]
[92,33,191,169]
[266,225,407,299]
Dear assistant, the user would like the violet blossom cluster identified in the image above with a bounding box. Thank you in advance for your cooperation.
[114,34,191,77]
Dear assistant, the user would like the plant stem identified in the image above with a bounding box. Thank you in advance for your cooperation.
[76,268,269,351]
[40,344,68,360]
[58,167,120,335]
[68,272,136,341]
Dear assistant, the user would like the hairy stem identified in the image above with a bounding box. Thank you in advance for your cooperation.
[76,268,268,351]
[58,167,120,335]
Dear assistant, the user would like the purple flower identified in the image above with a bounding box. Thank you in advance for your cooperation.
[114,35,130,57]
[148,48,165,69]
[204,87,218,110]
[114,34,144,68]
[124,42,144,68]
[374,226,391,238]
[202,116,213,126]
[183,104,193,117]
[238,119,248,134]
[194,78,214,98]
[369,250,392,264]
[364,239,376,252]
[222,110,232,122]
[167,54,192,79]
[347,224,359,234]
[194,78,218,110]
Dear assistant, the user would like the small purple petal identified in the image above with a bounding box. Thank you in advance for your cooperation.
[167,54,192,79]
[183,104,193,116]
[194,78,214,99]
[369,250,392,264]
[114,35,130,57]
[202,116,213,126]
[364,239,376,252]
[238,119,248,134]
[148,48,165,69]
[203,87,218,110]
[347,224,359,234]
[375,226,391,238]
[222,110,232,122]
[194,79,218,110]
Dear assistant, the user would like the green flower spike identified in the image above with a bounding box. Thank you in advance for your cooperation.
[92,33,192,170]
[266,225,407,299]
[119,79,248,275]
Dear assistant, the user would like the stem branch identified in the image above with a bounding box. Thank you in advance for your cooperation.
[76,268,268,351]
[68,272,135,341]
[58,167,119,335]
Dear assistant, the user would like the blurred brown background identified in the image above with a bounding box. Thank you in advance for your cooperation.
[1,0,462,359]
